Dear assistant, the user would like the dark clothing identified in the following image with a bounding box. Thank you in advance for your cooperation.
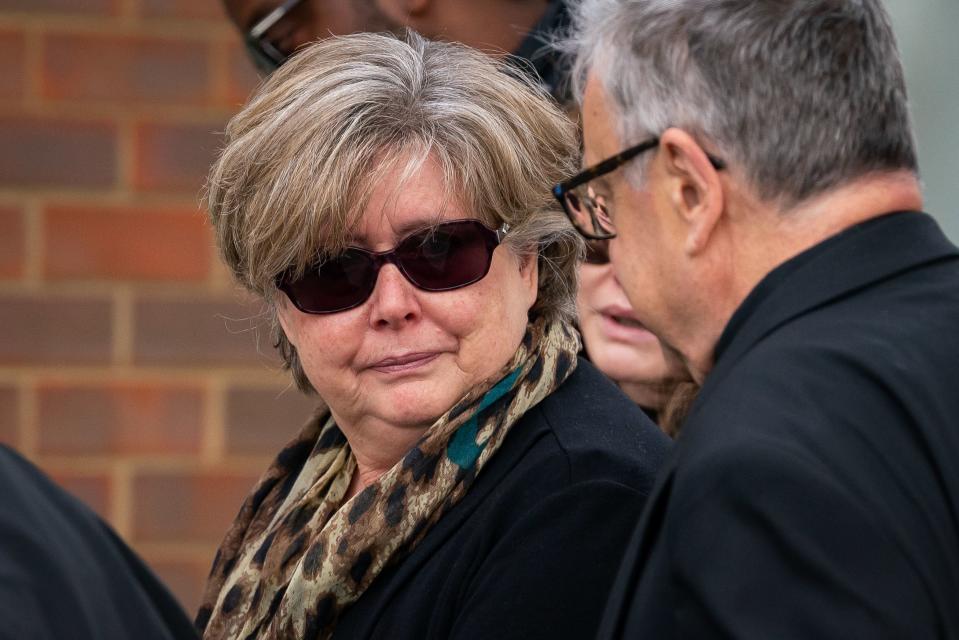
[0,446,198,640]
[600,212,959,639]
[511,0,571,102]
[334,358,670,639]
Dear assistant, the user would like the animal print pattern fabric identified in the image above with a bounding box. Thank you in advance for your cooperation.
[196,317,581,639]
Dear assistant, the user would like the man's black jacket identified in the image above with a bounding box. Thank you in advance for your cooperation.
[600,212,959,638]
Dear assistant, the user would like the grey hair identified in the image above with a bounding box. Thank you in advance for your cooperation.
[569,0,918,207]
[206,31,581,393]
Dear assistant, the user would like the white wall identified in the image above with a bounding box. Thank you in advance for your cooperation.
[884,0,959,241]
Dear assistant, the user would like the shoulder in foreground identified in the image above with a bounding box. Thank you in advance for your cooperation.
[0,445,69,518]
[533,358,672,493]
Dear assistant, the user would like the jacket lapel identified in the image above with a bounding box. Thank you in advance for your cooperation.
[693,212,958,417]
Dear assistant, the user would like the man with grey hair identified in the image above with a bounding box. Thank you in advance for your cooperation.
[557,0,959,636]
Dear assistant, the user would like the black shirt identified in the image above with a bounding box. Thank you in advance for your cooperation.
[334,358,671,639]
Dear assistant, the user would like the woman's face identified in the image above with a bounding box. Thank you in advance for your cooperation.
[277,157,538,435]
[577,261,682,409]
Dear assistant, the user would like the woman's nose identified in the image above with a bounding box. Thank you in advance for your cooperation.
[367,264,422,328]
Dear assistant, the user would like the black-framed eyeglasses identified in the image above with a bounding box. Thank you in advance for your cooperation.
[276,219,510,314]
[553,136,726,245]
[244,0,306,74]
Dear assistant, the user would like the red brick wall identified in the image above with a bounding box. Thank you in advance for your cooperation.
[0,0,318,615]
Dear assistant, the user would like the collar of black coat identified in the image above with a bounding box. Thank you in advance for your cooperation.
[702,210,957,407]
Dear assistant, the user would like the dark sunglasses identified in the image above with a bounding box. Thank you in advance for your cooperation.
[277,219,510,314]
[244,0,306,74]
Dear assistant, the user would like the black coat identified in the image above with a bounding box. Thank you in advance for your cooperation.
[334,358,671,639]
[599,211,959,638]
[0,446,198,639]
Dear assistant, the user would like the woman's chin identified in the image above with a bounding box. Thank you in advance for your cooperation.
[588,343,674,389]
[364,384,457,431]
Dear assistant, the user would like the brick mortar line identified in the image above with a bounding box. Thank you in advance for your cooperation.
[208,238,233,290]
[35,454,268,473]
[0,280,240,296]
[0,189,206,207]
[33,451,279,469]
[21,22,42,108]
[22,197,42,287]
[0,363,292,384]
[117,116,136,198]
[30,457,114,473]
[113,285,134,365]
[117,0,138,21]
[112,458,134,538]
[201,377,227,464]
[0,279,246,301]
[18,378,38,457]
[132,542,220,560]
[209,32,231,108]
[0,16,236,39]
[0,102,241,122]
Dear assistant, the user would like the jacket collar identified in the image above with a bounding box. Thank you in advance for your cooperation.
[694,211,958,415]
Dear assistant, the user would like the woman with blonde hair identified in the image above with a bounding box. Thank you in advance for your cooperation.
[197,31,668,639]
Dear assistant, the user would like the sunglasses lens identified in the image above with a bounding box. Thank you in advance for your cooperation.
[399,221,496,290]
[283,249,373,313]
[279,220,500,314]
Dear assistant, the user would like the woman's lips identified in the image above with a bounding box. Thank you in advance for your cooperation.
[598,308,657,343]
[369,352,441,374]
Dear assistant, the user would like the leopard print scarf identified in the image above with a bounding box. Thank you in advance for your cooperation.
[196,317,580,639]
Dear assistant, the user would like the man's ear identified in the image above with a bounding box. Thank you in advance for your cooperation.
[658,127,725,256]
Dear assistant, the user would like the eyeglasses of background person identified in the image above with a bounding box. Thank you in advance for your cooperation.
[243,0,306,73]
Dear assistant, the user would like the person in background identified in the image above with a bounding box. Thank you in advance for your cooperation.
[0,446,197,639]
[576,241,694,435]
[561,0,959,636]
[197,32,669,639]
[222,0,570,99]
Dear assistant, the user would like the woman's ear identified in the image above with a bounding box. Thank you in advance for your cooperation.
[275,299,298,349]
[519,251,539,309]
[658,127,725,257]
